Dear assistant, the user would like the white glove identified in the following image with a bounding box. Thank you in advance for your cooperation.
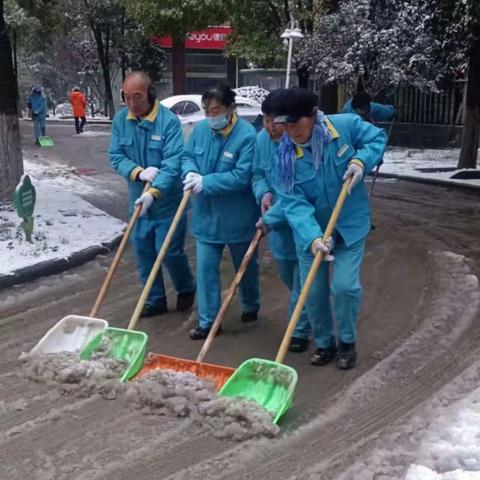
[260,192,273,214]
[134,192,154,216]
[183,172,203,193]
[139,166,159,183]
[311,237,334,261]
[343,162,364,194]
[255,217,269,235]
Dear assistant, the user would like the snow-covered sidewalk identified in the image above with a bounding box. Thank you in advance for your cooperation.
[380,148,480,189]
[0,156,125,287]
[404,377,480,480]
[372,149,480,479]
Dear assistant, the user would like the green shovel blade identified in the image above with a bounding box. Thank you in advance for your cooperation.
[80,327,148,383]
[219,358,298,424]
[38,136,55,147]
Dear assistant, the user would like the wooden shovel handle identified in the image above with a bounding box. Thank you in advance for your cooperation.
[275,179,351,364]
[369,116,396,199]
[127,190,192,331]
[89,183,150,317]
[196,228,264,363]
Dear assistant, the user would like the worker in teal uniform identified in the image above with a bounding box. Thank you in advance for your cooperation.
[27,85,47,144]
[252,90,312,353]
[109,71,195,318]
[260,88,387,369]
[182,84,260,340]
[342,92,396,123]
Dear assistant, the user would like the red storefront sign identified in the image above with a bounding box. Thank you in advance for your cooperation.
[153,26,232,50]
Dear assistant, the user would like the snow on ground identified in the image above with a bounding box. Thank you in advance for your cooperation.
[404,385,480,480]
[407,466,480,479]
[382,148,480,188]
[334,251,480,480]
[0,156,125,276]
[75,130,110,137]
[23,153,116,197]
[48,114,110,121]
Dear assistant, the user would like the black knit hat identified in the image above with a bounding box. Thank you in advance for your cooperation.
[261,88,285,115]
[270,87,318,123]
[352,92,372,112]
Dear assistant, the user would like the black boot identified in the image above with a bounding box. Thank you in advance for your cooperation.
[310,340,337,366]
[189,325,223,340]
[289,337,310,353]
[336,341,357,369]
[177,291,195,312]
[241,310,258,323]
[140,300,168,318]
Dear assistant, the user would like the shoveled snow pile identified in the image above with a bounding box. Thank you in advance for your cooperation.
[127,369,280,441]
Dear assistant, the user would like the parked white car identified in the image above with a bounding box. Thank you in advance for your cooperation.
[55,102,73,118]
[160,94,261,120]
[160,94,262,141]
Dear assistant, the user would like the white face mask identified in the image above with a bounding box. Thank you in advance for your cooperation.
[208,114,230,131]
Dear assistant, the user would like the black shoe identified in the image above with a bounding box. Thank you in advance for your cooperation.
[336,342,357,370]
[189,325,223,341]
[241,310,258,323]
[177,291,195,312]
[140,301,168,318]
[289,337,310,353]
[310,341,338,366]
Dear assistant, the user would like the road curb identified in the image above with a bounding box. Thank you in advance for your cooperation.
[20,118,112,125]
[374,171,480,192]
[0,234,123,291]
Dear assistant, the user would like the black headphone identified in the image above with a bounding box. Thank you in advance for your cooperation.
[121,84,157,106]
[147,85,157,104]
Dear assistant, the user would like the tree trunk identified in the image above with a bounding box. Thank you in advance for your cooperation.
[319,83,338,114]
[120,11,126,82]
[83,0,115,118]
[458,39,480,169]
[12,28,17,81]
[104,24,115,119]
[90,22,115,119]
[0,0,23,202]
[172,35,186,94]
[296,65,310,89]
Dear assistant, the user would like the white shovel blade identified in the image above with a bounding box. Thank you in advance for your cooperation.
[30,315,108,355]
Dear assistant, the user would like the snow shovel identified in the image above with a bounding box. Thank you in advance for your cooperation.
[38,136,55,147]
[369,117,396,199]
[137,228,264,390]
[80,190,193,382]
[219,180,351,423]
[30,184,150,355]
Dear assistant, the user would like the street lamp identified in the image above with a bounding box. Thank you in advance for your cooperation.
[281,20,304,88]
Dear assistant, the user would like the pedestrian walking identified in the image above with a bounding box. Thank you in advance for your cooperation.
[27,85,47,144]
[69,86,87,134]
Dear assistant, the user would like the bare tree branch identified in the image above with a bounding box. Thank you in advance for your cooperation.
[266,0,283,27]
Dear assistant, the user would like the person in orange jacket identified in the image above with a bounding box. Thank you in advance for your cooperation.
[69,86,87,134]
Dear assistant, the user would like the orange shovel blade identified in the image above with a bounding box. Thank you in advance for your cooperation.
[136,353,235,391]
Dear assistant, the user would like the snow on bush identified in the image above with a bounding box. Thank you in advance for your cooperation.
[234,86,270,104]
